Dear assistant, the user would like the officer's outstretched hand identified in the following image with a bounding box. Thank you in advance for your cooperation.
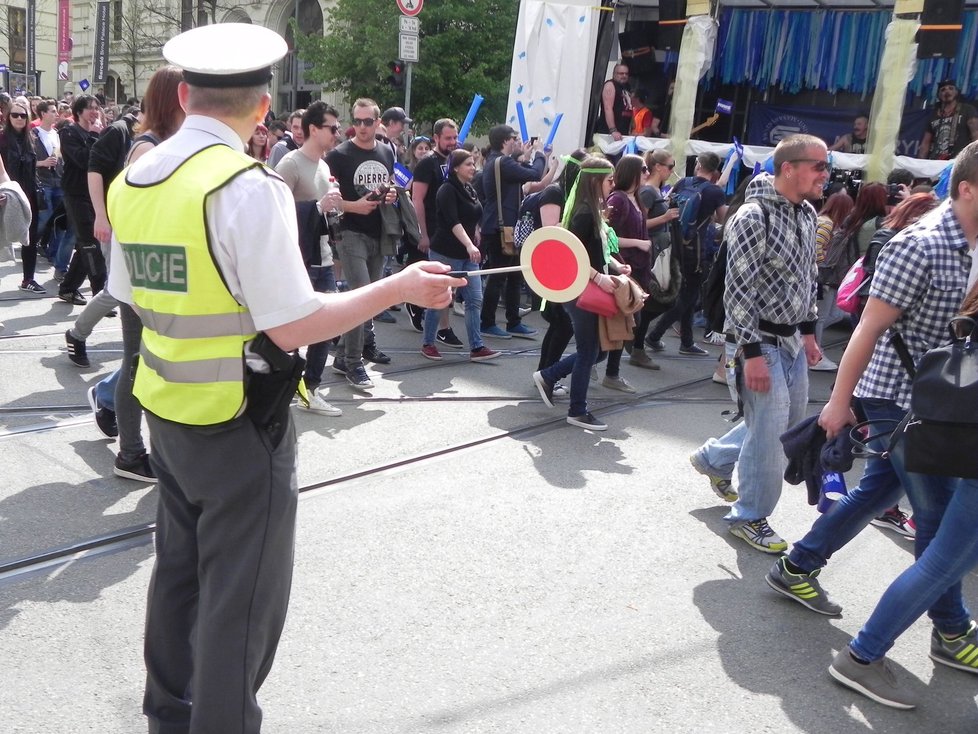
[394,261,466,310]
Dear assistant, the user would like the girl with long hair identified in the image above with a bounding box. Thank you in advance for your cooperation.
[93,64,186,483]
[247,123,271,163]
[0,99,43,292]
[811,190,855,370]
[532,156,632,431]
[602,153,650,388]
[536,149,587,394]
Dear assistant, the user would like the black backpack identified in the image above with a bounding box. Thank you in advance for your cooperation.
[891,318,978,479]
[701,201,769,335]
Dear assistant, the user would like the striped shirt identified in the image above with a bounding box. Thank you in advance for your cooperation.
[856,200,974,408]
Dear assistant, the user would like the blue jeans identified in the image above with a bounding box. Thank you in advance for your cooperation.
[850,475,978,661]
[789,398,907,572]
[694,420,748,482]
[304,265,336,388]
[423,251,483,350]
[725,342,809,524]
[540,299,599,417]
[96,368,120,412]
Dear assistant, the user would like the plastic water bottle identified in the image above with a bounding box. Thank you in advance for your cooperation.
[325,177,343,245]
[817,471,847,513]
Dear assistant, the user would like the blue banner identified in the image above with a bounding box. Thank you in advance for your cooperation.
[747,103,931,159]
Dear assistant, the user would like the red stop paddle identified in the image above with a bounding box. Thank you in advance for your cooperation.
[447,226,590,303]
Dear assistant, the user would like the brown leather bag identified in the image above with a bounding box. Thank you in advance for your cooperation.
[494,156,516,256]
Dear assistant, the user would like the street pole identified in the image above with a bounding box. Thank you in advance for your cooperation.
[404,62,413,118]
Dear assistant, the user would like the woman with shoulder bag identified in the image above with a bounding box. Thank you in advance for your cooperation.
[532,156,632,431]
[0,100,43,292]
[634,149,681,366]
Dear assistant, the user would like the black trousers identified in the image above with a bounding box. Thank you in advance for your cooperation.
[538,301,574,371]
[60,193,106,295]
[480,232,524,329]
[143,414,298,734]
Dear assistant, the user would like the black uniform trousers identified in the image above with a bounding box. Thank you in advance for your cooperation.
[143,412,298,734]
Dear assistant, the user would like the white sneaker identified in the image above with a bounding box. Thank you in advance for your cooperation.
[298,390,343,417]
[810,355,838,372]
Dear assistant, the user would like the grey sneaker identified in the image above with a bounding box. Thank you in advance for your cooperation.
[602,375,636,393]
[930,620,978,674]
[729,518,788,554]
[628,348,661,370]
[829,648,916,710]
[766,556,842,616]
[689,452,738,502]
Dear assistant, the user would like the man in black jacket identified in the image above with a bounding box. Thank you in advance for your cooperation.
[57,94,102,305]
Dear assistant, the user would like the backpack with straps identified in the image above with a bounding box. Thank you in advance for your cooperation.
[701,200,770,335]
[513,190,544,250]
[668,177,708,246]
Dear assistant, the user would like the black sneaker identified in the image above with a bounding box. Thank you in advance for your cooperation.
[532,370,555,407]
[679,344,710,357]
[114,453,157,483]
[65,329,90,367]
[437,328,465,349]
[405,302,425,332]
[362,344,391,364]
[19,280,45,294]
[88,385,118,439]
[331,355,347,375]
[567,413,608,431]
[346,364,375,390]
[58,290,87,306]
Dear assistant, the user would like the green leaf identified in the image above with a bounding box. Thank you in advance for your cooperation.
[295,0,517,135]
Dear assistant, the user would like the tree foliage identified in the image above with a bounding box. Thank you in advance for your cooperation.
[296,0,518,135]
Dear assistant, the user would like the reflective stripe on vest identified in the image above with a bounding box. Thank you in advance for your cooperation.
[107,144,264,425]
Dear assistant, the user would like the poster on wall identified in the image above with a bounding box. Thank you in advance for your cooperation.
[747,103,931,159]
[58,0,72,82]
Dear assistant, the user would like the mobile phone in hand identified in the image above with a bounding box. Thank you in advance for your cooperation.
[366,185,390,202]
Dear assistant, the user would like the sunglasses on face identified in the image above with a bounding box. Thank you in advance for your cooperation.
[790,158,830,172]
[317,123,339,134]
[8,112,28,119]
[351,118,376,127]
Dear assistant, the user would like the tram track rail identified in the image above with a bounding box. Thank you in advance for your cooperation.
[0,372,720,583]
[0,334,849,582]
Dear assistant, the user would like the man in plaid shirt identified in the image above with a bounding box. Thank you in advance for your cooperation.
[690,134,827,553]
[778,142,977,710]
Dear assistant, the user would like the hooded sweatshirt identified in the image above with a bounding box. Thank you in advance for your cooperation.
[723,173,818,359]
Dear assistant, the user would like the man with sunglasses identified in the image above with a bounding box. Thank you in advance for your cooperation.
[691,135,826,554]
[325,98,398,390]
[275,101,345,416]
[920,79,978,161]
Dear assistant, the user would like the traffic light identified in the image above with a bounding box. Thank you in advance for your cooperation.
[388,60,405,89]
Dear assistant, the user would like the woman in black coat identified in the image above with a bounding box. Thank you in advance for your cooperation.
[0,99,43,292]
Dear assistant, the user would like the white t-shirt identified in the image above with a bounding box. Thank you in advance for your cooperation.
[274,148,334,268]
[36,126,60,157]
[108,115,323,332]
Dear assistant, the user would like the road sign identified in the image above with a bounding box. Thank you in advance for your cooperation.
[399,33,419,63]
[79,78,90,91]
[399,16,420,34]
[396,0,422,18]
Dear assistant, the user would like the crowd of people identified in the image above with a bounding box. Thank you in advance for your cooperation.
[2,32,978,728]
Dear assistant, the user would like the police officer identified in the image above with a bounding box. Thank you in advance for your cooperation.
[106,24,460,733]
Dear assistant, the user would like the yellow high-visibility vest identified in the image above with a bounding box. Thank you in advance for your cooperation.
[108,144,265,425]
